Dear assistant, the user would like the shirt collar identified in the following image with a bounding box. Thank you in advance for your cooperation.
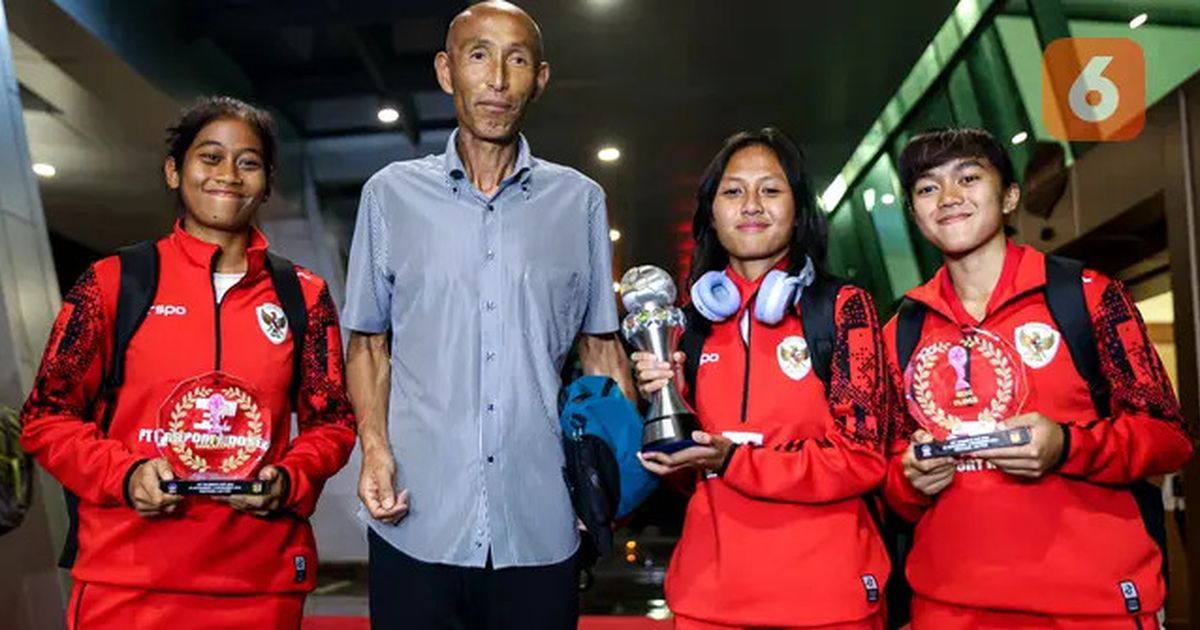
[442,128,535,195]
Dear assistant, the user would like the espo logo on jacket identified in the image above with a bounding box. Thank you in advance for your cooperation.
[150,304,188,316]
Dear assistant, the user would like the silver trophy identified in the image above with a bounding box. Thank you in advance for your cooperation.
[619,266,698,454]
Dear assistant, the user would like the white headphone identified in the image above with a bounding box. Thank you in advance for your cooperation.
[689,256,815,324]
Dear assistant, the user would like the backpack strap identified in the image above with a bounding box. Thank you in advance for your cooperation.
[895,297,927,373]
[1042,254,1167,585]
[1043,255,1110,416]
[266,252,307,406]
[103,241,160,431]
[798,277,844,387]
[679,305,707,404]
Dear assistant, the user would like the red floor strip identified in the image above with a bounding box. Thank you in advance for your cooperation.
[303,616,670,630]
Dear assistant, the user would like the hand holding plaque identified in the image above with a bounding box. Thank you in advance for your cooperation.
[904,328,1030,460]
[156,372,274,496]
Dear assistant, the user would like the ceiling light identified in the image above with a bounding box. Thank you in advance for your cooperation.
[1129,13,1148,29]
[32,163,56,178]
[377,107,400,124]
[881,193,896,205]
[597,147,621,162]
[1011,131,1029,145]
[609,228,621,242]
[862,188,877,211]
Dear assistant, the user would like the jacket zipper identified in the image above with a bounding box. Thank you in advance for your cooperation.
[739,308,752,423]
[210,251,224,371]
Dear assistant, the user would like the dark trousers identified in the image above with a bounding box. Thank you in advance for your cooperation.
[368,529,580,630]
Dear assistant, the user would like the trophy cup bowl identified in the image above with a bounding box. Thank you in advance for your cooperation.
[619,266,698,454]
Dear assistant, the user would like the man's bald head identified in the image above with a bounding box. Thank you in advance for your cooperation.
[446,1,544,62]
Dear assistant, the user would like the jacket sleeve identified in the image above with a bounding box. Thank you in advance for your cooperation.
[275,279,358,517]
[880,322,934,522]
[1058,275,1194,483]
[720,286,889,504]
[20,264,146,507]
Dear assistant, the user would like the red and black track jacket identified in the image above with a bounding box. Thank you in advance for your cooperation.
[666,265,891,627]
[21,223,356,594]
[883,243,1193,616]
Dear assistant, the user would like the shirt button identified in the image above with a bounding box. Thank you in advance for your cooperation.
[487,403,495,412]
[487,456,495,464]
[485,301,496,311]
[486,351,496,361]
[485,250,495,261]
[487,203,495,212]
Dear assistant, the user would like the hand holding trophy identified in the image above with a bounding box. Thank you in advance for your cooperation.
[619,265,699,454]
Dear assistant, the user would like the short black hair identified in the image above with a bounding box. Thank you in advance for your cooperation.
[687,127,827,290]
[165,96,278,184]
[898,127,1016,207]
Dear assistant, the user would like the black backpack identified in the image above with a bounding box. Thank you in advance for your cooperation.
[889,254,1169,628]
[0,404,33,537]
[58,240,307,567]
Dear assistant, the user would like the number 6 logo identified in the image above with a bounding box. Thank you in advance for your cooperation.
[1068,56,1119,122]
[1044,38,1144,141]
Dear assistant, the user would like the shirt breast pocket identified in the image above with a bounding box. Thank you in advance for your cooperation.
[524,267,583,359]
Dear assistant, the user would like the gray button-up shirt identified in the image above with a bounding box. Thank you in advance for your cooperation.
[343,130,619,568]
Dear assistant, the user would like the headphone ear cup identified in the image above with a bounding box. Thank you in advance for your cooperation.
[690,271,741,321]
[754,270,797,325]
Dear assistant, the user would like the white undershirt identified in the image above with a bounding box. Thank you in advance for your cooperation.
[213,273,245,303]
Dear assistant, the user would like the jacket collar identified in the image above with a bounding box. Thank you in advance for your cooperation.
[167,219,270,278]
[905,241,1047,325]
[725,257,790,311]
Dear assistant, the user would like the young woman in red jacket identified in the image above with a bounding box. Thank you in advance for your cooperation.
[21,96,356,629]
[883,128,1192,628]
[634,128,891,629]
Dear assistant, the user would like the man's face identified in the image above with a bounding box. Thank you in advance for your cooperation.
[435,9,549,143]
[909,156,1019,257]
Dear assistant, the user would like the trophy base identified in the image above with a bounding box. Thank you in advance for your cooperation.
[915,427,1032,460]
[643,414,698,455]
[160,479,269,496]
[642,437,698,454]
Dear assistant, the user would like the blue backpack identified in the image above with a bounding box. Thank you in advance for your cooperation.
[559,375,658,562]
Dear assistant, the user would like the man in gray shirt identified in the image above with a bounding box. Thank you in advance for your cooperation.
[342,2,633,628]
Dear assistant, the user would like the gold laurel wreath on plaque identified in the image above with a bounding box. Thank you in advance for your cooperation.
[168,386,212,473]
[911,336,1015,433]
[166,385,264,474]
[217,387,263,473]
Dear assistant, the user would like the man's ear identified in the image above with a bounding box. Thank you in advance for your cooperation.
[530,61,551,102]
[435,51,454,96]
